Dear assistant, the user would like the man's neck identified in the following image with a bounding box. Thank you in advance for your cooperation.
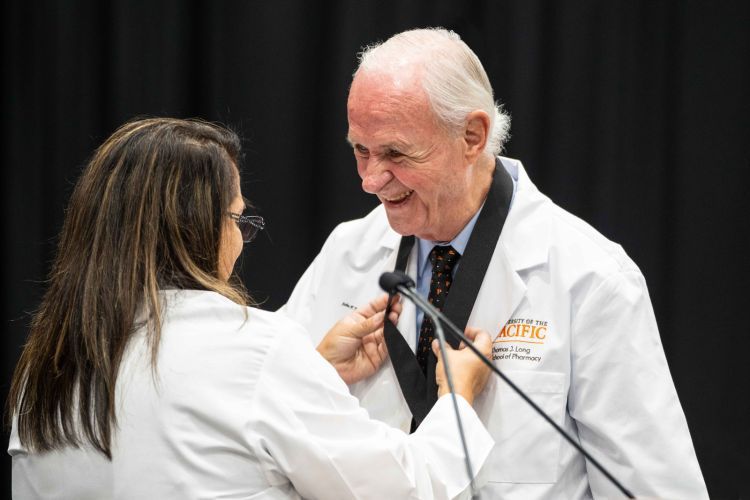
[430,155,495,242]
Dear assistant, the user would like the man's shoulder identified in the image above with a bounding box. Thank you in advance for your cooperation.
[507,167,639,279]
[323,204,399,253]
[547,202,638,274]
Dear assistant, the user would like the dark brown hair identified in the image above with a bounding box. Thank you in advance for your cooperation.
[7,117,249,458]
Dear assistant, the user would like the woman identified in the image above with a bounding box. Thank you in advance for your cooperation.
[7,117,493,499]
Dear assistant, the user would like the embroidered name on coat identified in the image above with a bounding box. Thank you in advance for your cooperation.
[492,318,548,362]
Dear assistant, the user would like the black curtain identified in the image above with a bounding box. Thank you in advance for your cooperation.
[2,1,748,498]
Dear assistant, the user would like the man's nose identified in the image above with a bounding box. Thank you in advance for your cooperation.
[361,164,394,194]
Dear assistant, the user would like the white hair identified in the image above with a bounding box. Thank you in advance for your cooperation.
[356,28,510,156]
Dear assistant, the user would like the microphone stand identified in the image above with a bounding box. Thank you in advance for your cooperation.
[390,277,635,499]
[417,292,478,499]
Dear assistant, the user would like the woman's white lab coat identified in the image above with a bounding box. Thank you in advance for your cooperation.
[282,157,709,499]
[9,289,493,499]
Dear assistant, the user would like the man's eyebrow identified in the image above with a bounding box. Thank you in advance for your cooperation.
[344,137,410,151]
[380,141,411,152]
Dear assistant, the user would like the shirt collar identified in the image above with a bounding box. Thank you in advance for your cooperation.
[416,202,484,279]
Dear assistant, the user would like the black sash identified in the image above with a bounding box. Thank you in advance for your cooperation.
[383,159,514,427]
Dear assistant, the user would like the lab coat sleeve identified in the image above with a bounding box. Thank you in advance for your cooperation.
[568,270,708,499]
[249,323,494,500]
[278,252,319,327]
[278,227,335,328]
[279,219,372,333]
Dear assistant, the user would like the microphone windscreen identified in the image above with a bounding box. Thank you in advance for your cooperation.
[379,271,415,293]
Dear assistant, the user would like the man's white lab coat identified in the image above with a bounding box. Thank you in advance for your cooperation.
[282,157,708,499]
[10,290,493,499]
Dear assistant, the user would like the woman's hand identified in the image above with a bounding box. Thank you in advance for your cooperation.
[317,294,401,384]
[433,327,493,405]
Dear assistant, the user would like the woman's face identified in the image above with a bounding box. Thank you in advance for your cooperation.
[218,175,245,281]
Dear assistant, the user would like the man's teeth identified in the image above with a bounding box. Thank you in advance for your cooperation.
[385,190,413,202]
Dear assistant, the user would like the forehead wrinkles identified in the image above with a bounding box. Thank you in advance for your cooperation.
[349,69,427,114]
[348,73,438,144]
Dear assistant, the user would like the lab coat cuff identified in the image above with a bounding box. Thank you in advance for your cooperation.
[419,394,494,491]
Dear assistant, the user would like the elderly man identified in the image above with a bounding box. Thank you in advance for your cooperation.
[282,28,707,498]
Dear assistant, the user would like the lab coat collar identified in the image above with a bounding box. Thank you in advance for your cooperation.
[497,157,551,273]
[373,207,401,252]
[380,221,402,250]
[447,157,552,334]
[376,157,551,274]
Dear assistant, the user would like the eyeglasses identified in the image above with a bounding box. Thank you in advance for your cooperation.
[228,213,265,243]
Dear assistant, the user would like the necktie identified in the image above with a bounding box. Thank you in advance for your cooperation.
[416,245,461,375]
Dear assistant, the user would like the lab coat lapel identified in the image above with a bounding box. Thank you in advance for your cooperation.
[382,239,418,351]
[470,157,551,333]
[469,243,527,335]
[383,238,430,424]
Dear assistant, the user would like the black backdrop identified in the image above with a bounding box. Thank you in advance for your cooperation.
[2,1,748,498]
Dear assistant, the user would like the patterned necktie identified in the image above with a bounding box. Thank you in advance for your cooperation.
[416,245,461,375]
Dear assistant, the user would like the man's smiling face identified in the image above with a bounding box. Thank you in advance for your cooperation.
[347,70,473,242]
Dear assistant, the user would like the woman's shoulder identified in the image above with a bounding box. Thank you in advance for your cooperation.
[160,289,303,330]
[152,289,311,375]
[120,290,315,425]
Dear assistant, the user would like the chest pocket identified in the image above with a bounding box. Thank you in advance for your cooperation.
[476,370,566,484]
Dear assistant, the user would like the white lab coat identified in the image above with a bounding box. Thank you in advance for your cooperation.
[9,289,494,499]
[282,157,708,499]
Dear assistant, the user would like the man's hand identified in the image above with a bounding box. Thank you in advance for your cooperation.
[317,294,401,384]
[433,327,493,405]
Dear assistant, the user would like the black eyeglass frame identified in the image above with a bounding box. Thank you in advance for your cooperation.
[228,213,265,243]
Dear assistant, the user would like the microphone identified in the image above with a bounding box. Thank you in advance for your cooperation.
[381,271,477,498]
[378,271,415,294]
[379,271,635,499]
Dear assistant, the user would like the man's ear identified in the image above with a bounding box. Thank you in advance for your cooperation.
[463,110,491,162]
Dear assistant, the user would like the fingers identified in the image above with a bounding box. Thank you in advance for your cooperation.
[458,328,493,355]
[373,329,387,363]
[362,331,382,363]
[356,293,402,319]
[432,338,450,398]
[388,294,403,314]
[432,337,452,358]
[345,310,384,339]
[378,334,388,358]
[434,331,492,357]
[471,330,493,357]
[432,330,493,404]
[387,296,402,325]
[463,327,482,341]
[363,311,384,334]
[355,296,382,318]
[361,328,388,367]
